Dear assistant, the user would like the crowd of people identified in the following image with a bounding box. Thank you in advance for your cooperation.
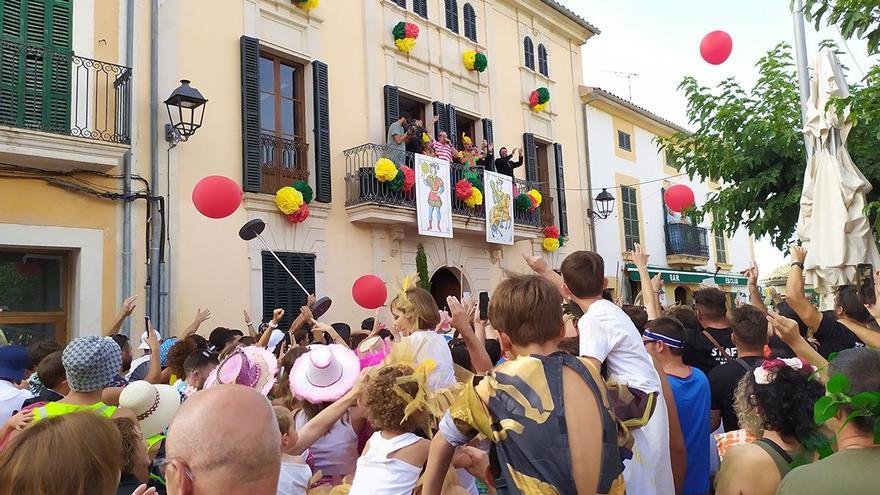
[0,241,879,495]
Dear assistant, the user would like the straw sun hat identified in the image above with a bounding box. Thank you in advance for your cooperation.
[119,381,181,438]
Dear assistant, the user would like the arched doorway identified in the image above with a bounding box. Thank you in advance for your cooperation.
[429,267,471,312]
[674,286,689,306]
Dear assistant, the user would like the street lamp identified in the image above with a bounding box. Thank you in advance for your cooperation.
[589,188,615,220]
[164,79,208,146]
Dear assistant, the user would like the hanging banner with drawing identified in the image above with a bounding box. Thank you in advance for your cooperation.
[415,154,453,238]
[484,170,514,245]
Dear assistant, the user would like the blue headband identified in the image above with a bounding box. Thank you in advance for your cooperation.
[644,330,683,349]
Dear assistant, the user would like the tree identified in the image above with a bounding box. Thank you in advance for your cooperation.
[416,243,431,291]
[802,0,880,55]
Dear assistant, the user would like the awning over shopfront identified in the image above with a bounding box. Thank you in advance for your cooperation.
[624,264,747,286]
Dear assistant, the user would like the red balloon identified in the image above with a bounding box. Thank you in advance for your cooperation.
[665,184,696,213]
[352,275,387,310]
[700,31,733,65]
[191,175,242,219]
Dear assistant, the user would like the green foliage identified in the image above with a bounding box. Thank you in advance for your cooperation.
[802,0,880,55]
[416,243,431,291]
[815,372,880,445]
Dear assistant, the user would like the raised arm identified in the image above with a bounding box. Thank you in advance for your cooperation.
[448,296,493,375]
[144,322,163,384]
[179,308,211,339]
[311,320,350,349]
[785,246,822,330]
[767,311,828,382]
[104,296,137,337]
[837,318,880,349]
[633,243,661,320]
[745,263,768,313]
[523,254,565,295]
[292,387,359,455]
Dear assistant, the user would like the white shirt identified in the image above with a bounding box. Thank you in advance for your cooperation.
[349,432,423,495]
[0,380,32,424]
[625,389,675,495]
[577,299,661,394]
[277,461,312,495]
[293,411,358,477]
[404,331,457,393]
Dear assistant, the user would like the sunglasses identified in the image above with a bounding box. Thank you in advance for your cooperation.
[156,458,195,483]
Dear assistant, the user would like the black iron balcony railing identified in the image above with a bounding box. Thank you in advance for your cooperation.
[343,143,541,228]
[260,133,309,194]
[0,41,132,144]
[665,223,710,258]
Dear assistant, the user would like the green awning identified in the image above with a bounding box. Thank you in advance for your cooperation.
[625,264,747,286]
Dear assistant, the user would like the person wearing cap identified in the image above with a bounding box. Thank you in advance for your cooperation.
[31,336,137,422]
[0,345,32,424]
[644,316,711,495]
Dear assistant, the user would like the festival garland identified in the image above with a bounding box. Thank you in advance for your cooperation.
[374,158,415,193]
[529,87,551,112]
[393,22,419,53]
[514,189,543,212]
[463,50,488,72]
[542,225,565,253]
[274,180,314,224]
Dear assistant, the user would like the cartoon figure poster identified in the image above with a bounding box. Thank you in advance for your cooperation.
[484,170,514,245]
[415,154,453,238]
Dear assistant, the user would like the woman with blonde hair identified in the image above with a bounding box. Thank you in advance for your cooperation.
[0,411,124,495]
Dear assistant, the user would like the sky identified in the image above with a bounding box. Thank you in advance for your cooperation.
[558,0,880,275]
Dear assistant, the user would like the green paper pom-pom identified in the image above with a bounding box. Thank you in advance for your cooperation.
[392,22,407,40]
[536,87,550,104]
[474,53,488,72]
[292,181,313,204]
[515,193,532,212]
[388,168,406,191]
[468,177,483,195]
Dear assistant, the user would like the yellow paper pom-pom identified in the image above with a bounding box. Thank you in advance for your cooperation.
[275,186,303,215]
[375,158,400,182]
[463,50,477,70]
[532,102,548,113]
[395,37,417,52]
[527,189,543,207]
[542,237,560,253]
[294,0,319,10]
[463,188,483,208]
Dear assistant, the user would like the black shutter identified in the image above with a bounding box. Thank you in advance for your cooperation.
[413,0,428,18]
[481,118,493,146]
[523,37,534,70]
[393,0,406,7]
[538,44,548,76]
[384,85,400,137]
[433,101,446,138]
[553,143,568,236]
[446,104,458,149]
[523,133,537,181]
[445,0,458,33]
[240,36,262,193]
[261,252,316,330]
[313,60,331,203]
[463,3,477,42]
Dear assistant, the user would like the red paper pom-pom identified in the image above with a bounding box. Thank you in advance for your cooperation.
[455,178,474,201]
[528,91,539,107]
[404,23,419,39]
[528,193,539,211]
[287,202,310,223]
[543,226,560,239]
[400,165,415,192]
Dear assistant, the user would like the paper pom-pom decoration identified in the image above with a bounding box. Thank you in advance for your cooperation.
[536,87,550,102]
[275,186,304,215]
[293,0,319,10]
[543,226,560,239]
[463,188,483,208]
[293,181,313,204]
[400,165,415,192]
[375,158,400,182]
[288,202,310,223]
[529,87,551,112]
[463,50,488,73]
[388,168,406,192]
[473,52,488,72]
[455,179,474,201]
[526,189,543,209]
[514,193,532,212]
[393,22,419,53]
[532,102,548,113]
[542,237,560,253]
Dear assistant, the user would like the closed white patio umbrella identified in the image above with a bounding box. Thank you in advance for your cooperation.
[797,49,880,305]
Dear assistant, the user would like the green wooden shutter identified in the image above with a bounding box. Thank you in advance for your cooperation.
[0,0,23,127]
[523,133,537,181]
[553,143,568,236]
[481,118,493,146]
[261,251,316,329]
[45,0,71,134]
[313,60,331,203]
[384,85,399,136]
[240,36,262,193]
[433,101,446,138]
[445,103,457,149]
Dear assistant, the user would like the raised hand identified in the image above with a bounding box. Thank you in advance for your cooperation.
[745,262,759,287]
[196,308,212,323]
[446,296,472,332]
[650,273,664,294]
[120,296,137,316]
[272,308,285,324]
[307,294,317,307]
[243,309,252,325]
[145,319,160,351]
[5,410,33,431]
[632,243,649,270]
[867,269,880,319]
[522,253,550,274]
[767,310,801,345]
[791,245,807,264]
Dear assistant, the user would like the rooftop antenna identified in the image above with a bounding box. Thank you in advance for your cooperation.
[604,71,640,101]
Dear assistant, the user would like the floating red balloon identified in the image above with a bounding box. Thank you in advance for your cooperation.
[665,184,696,213]
[352,275,387,310]
[700,31,733,65]
[192,175,242,219]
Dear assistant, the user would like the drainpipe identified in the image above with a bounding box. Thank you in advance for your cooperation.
[121,0,135,338]
[581,98,597,251]
[147,0,162,328]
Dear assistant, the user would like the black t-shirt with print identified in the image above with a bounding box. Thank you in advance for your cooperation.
[683,327,738,374]
[815,312,865,357]
[709,356,764,432]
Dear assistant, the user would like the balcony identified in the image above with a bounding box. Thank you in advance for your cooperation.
[0,41,132,172]
[260,133,309,194]
[344,143,542,236]
[665,223,710,268]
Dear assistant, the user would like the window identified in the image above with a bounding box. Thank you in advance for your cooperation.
[537,43,548,77]
[523,37,535,70]
[463,3,477,42]
[392,0,406,7]
[617,130,632,152]
[258,53,308,193]
[261,251,315,330]
[621,186,640,251]
[714,229,728,264]
[413,0,428,18]
[0,250,68,344]
[445,0,459,33]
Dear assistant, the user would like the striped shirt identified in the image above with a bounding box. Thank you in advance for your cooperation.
[432,141,456,163]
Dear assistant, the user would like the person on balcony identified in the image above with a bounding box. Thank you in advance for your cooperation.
[386,115,411,166]
[489,146,523,178]
[431,132,456,163]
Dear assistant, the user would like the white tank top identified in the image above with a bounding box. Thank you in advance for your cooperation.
[294,410,358,476]
[348,432,423,495]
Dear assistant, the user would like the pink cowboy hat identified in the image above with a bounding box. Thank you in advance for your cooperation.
[203,346,278,396]
[290,344,360,403]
